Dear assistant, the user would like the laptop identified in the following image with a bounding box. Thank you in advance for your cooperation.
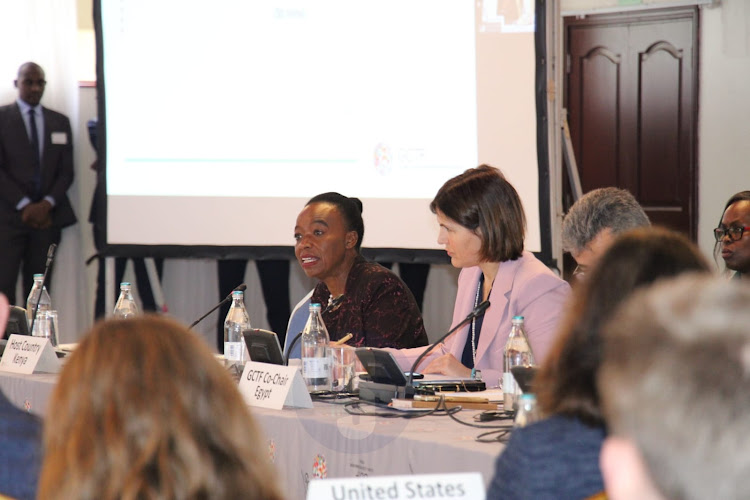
[355,347,486,397]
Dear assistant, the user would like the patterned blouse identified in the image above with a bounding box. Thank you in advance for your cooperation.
[311,256,428,348]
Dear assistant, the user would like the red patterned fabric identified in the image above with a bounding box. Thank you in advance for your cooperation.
[311,256,428,348]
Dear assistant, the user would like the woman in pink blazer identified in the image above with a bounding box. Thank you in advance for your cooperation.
[390,165,570,387]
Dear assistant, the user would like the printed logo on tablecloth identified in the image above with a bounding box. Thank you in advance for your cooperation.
[349,458,374,477]
[267,440,276,463]
[302,471,310,493]
[312,454,327,479]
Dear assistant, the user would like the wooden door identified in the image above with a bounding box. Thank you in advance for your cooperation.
[565,8,698,239]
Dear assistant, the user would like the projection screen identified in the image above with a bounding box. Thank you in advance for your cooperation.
[96,0,549,263]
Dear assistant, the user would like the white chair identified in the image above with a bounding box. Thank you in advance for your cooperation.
[284,290,313,360]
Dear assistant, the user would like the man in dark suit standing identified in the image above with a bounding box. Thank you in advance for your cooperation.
[0,62,76,304]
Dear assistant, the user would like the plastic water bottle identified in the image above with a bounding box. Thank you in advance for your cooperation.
[503,315,536,411]
[113,282,139,319]
[514,393,541,428]
[26,274,51,334]
[301,303,332,392]
[224,290,251,364]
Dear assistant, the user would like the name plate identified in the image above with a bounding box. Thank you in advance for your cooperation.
[307,472,485,500]
[238,361,312,410]
[0,334,61,374]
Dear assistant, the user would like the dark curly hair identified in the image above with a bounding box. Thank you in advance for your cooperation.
[307,192,365,252]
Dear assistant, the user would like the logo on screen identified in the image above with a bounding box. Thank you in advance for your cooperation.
[373,142,393,176]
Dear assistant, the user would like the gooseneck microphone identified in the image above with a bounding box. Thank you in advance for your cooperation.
[283,294,346,366]
[189,283,247,329]
[406,300,490,388]
[29,243,57,336]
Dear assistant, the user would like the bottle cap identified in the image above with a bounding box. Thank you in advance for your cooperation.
[33,273,44,279]
[232,290,244,297]
[512,315,524,323]
[310,303,322,311]
[120,282,131,288]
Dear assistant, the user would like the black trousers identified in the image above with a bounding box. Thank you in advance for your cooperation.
[94,257,164,319]
[0,215,61,305]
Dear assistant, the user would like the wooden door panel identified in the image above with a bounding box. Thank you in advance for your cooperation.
[634,22,694,235]
[579,47,621,190]
[565,9,697,239]
[639,43,683,202]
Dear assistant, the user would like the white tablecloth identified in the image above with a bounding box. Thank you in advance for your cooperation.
[0,370,57,416]
[251,401,502,499]
[0,371,503,499]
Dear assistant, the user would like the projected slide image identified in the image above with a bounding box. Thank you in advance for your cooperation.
[481,0,534,33]
[100,0,541,250]
[104,0,477,200]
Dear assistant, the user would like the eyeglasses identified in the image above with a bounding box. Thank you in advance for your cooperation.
[714,226,750,242]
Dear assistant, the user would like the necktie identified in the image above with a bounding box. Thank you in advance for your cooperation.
[28,108,41,199]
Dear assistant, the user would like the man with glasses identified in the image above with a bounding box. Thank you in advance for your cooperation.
[0,62,76,305]
[715,191,750,280]
[562,187,650,282]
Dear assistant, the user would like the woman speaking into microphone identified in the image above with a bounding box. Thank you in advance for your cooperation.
[390,165,570,385]
[293,192,428,348]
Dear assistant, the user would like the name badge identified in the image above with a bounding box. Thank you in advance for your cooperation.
[0,334,61,374]
[51,132,67,144]
[307,472,486,500]
[238,361,312,410]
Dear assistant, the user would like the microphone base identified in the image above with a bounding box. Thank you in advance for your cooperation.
[358,380,415,404]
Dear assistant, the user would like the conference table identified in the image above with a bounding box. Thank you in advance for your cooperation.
[0,371,503,499]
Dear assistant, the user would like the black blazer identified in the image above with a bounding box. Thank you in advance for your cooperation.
[0,102,76,228]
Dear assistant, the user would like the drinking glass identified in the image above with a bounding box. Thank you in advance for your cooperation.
[42,310,59,348]
[330,345,355,392]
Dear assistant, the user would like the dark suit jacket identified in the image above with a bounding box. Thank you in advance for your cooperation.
[0,389,42,500]
[0,102,76,228]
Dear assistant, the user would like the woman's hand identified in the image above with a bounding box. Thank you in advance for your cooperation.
[421,354,472,378]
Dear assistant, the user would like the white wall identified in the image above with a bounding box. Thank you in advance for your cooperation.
[697,3,750,268]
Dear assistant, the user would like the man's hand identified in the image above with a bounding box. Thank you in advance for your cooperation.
[21,200,52,229]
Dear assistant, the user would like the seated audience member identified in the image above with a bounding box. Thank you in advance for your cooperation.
[0,293,42,500]
[598,275,750,500]
[293,192,428,348]
[38,316,283,500]
[390,165,570,382]
[562,187,649,281]
[714,190,750,280]
[487,227,710,500]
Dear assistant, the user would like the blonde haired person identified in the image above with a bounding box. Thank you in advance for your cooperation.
[38,316,283,500]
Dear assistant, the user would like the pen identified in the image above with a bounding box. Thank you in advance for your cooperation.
[332,333,353,346]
